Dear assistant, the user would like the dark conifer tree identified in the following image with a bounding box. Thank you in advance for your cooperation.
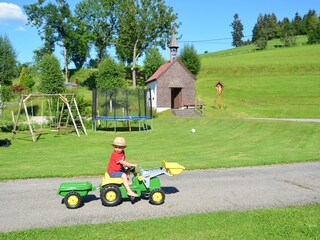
[292,12,304,35]
[252,14,265,42]
[280,17,296,46]
[302,10,318,33]
[230,13,244,47]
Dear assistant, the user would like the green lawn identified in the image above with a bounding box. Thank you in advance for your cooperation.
[1,204,319,240]
[0,116,319,180]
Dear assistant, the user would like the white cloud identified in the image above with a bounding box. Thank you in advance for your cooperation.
[0,2,28,23]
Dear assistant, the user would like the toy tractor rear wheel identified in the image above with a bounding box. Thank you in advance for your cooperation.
[100,185,122,207]
[149,189,165,205]
[64,191,83,209]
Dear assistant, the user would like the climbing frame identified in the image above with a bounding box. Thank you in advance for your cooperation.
[12,93,87,142]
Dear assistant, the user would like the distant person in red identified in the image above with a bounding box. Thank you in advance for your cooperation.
[107,137,138,197]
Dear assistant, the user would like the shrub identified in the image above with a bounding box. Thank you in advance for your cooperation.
[97,57,126,90]
[255,38,267,50]
[38,54,65,93]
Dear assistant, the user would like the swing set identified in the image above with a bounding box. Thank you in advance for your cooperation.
[12,93,87,142]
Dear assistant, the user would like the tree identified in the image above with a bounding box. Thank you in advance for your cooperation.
[115,0,179,89]
[74,0,118,64]
[280,17,296,47]
[252,14,265,42]
[67,21,91,69]
[143,48,165,79]
[0,35,17,118]
[255,38,267,50]
[307,15,320,44]
[292,12,304,36]
[179,44,201,76]
[267,13,280,39]
[19,66,36,91]
[0,35,17,86]
[302,10,318,34]
[252,13,281,42]
[24,0,75,82]
[38,54,65,94]
[97,57,126,90]
[230,13,244,47]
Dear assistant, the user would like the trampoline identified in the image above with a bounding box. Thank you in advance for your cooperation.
[92,88,153,132]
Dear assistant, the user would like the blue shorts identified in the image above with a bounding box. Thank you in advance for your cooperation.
[109,171,124,178]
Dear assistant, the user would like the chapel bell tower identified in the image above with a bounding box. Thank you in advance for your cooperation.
[169,26,179,62]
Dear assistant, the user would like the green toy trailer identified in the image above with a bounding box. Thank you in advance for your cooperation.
[57,161,185,209]
[58,181,96,209]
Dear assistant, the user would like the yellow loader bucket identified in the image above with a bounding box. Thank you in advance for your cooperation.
[162,160,185,175]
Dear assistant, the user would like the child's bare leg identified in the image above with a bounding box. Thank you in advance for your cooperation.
[121,174,137,197]
[126,173,132,185]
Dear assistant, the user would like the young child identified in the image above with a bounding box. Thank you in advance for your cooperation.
[107,137,138,197]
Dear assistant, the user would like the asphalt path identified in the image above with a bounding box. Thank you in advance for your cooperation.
[1,161,320,232]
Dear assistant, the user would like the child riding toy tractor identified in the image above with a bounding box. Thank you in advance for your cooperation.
[58,160,185,209]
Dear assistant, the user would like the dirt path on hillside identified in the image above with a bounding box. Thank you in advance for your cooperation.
[1,161,320,232]
[249,118,320,122]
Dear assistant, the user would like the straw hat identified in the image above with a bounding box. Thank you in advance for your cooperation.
[112,137,126,148]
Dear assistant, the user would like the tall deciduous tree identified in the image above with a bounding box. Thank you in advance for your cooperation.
[24,0,74,82]
[75,0,118,64]
[143,48,165,79]
[0,35,17,117]
[115,0,179,88]
[67,20,90,69]
[179,44,201,76]
[230,13,244,47]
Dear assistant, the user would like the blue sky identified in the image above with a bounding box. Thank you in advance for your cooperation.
[0,0,319,66]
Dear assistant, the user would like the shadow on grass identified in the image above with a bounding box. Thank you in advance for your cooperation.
[96,125,151,132]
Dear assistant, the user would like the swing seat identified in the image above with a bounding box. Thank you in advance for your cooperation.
[33,129,43,133]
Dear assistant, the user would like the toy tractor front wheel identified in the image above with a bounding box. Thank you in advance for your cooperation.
[64,191,83,209]
[100,185,122,207]
[149,189,165,205]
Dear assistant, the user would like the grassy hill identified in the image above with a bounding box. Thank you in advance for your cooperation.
[196,43,320,118]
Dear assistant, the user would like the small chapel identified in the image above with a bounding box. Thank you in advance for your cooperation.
[145,30,196,113]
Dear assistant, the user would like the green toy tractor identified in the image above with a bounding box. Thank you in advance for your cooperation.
[58,161,185,209]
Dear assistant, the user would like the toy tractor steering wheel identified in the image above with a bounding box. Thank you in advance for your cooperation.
[125,166,137,176]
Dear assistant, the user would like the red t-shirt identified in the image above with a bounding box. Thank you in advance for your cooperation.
[107,150,125,173]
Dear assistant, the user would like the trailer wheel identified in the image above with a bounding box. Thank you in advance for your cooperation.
[149,189,165,205]
[101,185,122,207]
[64,191,83,209]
